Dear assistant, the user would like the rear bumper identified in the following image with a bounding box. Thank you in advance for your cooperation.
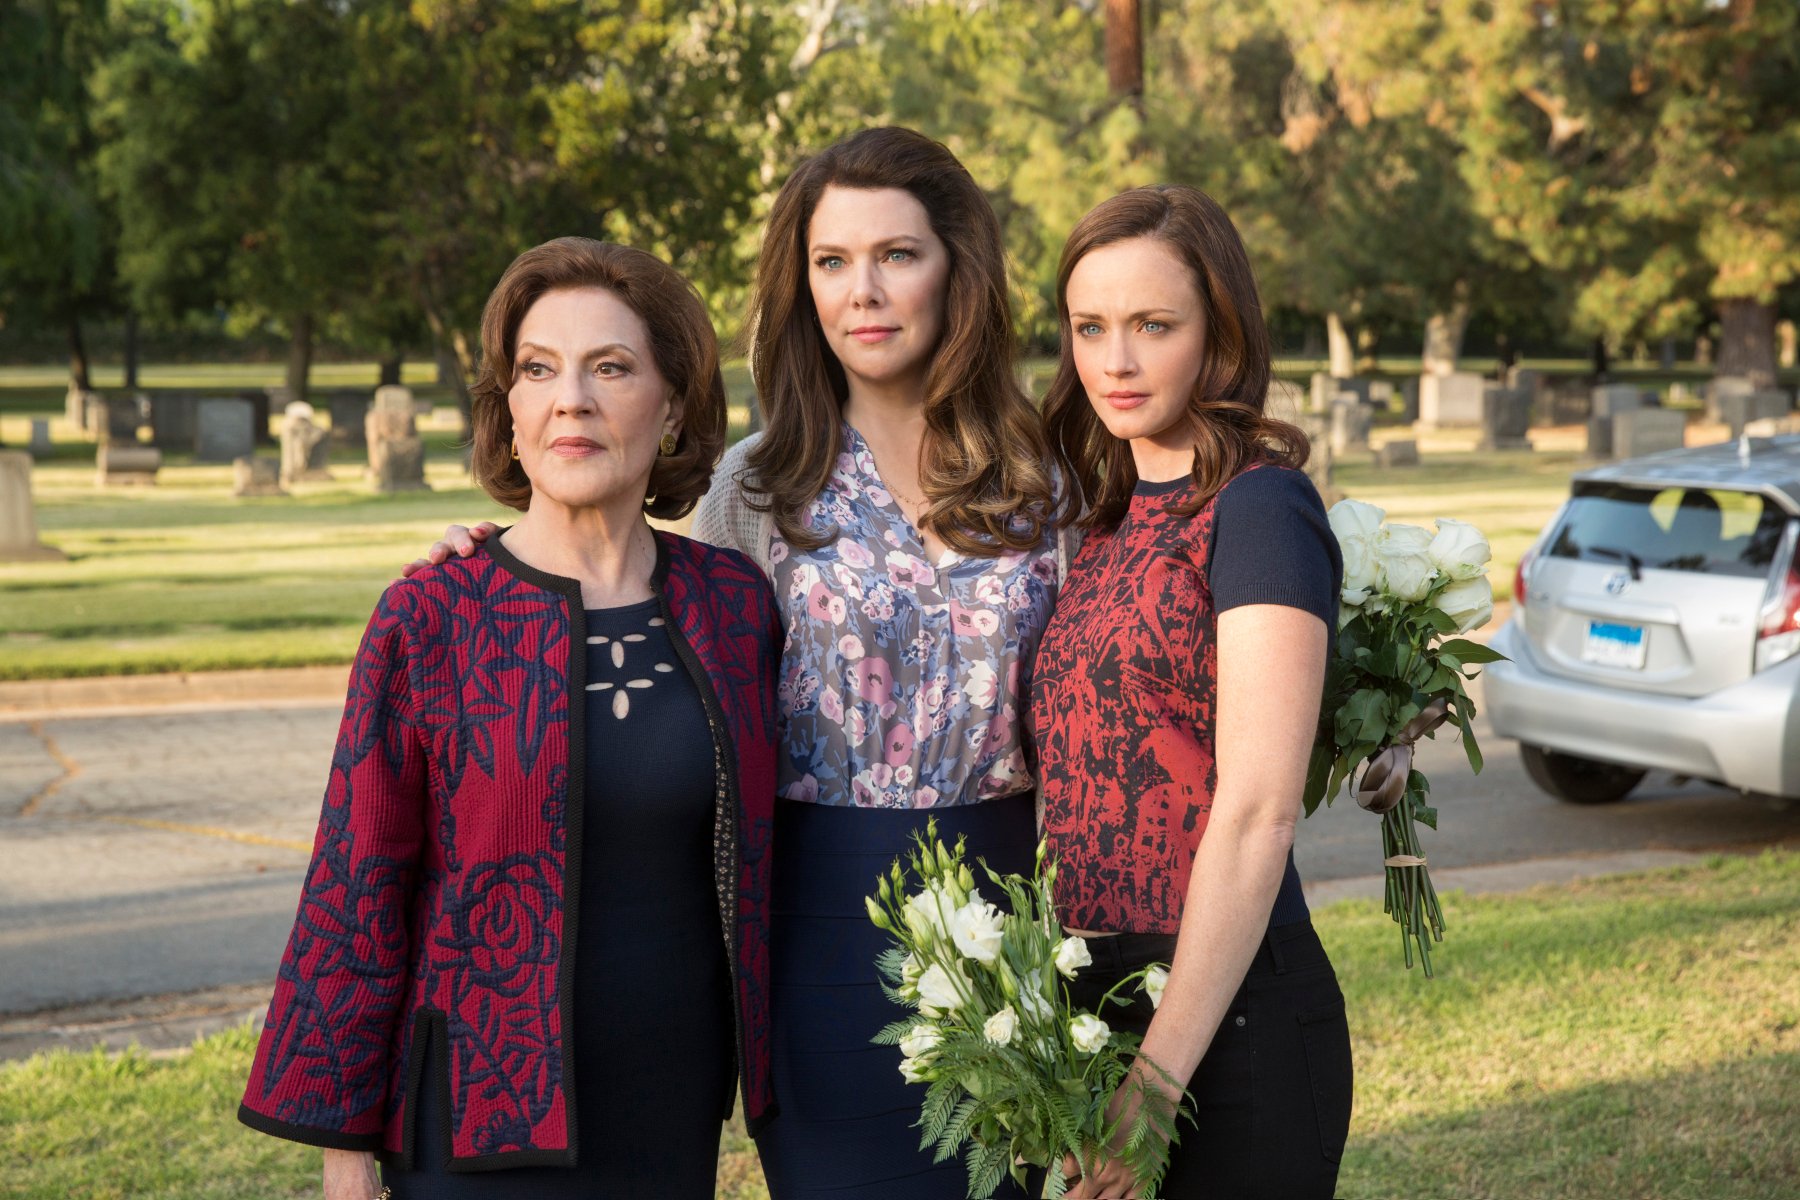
[1485,619,1800,797]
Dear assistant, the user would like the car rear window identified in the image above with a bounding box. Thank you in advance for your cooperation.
[1546,483,1790,578]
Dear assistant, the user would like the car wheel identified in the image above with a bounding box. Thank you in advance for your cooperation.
[1520,745,1646,805]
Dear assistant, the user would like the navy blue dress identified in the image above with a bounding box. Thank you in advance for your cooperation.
[384,599,732,1197]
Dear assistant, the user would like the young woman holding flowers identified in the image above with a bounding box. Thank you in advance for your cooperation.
[1029,186,1354,1199]
[245,239,780,1200]
[415,128,1063,1199]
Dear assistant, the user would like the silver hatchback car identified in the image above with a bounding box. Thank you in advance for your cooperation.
[1486,434,1800,804]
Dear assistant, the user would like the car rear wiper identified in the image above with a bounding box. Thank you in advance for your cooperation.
[1584,545,1643,580]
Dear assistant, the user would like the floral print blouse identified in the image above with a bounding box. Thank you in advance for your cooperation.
[771,426,1060,808]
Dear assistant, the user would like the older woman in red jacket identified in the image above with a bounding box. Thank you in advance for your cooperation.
[238,238,780,1200]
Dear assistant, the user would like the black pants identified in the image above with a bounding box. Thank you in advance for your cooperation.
[1064,921,1353,1200]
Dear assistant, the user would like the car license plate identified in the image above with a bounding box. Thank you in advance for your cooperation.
[1582,620,1647,670]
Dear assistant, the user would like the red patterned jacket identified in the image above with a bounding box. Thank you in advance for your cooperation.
[239,531,780,1169]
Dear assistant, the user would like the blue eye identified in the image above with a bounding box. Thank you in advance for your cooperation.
[816,255,844,270]
[1076,323,1102,337]
[1142,321,1166,334]
[886,249,914,263]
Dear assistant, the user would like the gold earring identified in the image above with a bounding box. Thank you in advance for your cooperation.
[510,439,520,461]
[659,432,678,456]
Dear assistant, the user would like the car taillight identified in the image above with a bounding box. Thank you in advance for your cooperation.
[1756,549,1800,673]
[1513,549,1535,611]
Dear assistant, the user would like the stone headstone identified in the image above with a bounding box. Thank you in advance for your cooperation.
[1720,390,1793,439]
[99,396,142,445]
[96,444,161,486]
[1478,386,1532,451]
[1374,439,1420,469]
[28,419,52,459]
[1295,413,1340,506]
[1705,375,1755,423]
[148,394,199,452]
[280,402,333,484]
[1779,320,1797,370]
[1309,372,1336,413]
[1612,408,1687,459]
[0,451,65,561]
[1585,416,1614,460]
[327,391,371,447]
[232,455,286,497]
[1666,382,1693,409]
[366,385,430,492]
[1416,372,1484,428]
[194,397,257,463]
[1367,380,1395,408]
[1329,397,1372,454]
[1264,380,1306,426]
[1591,385,1651,419]
[1741,416,1800,439]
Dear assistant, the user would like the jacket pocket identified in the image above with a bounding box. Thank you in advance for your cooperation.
[1297,999,1354,1164]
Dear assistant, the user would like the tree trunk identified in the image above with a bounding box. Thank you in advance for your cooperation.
[123,312,140,389]
[1104,0,1143,100]
[378,352,404,387]
[67,310,91,392]
[448,329,477,439]
[1716,298,1778,387]
[1326,313,1354,377]
[1422,290,1471,377]
[1659,336,1677,371]
[1590,336,1610,383]
[286,312,314,406]
[1495,331,1517,375]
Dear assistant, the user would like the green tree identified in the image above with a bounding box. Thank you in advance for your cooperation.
[1298,0,1800,382]
[0,0,116,390]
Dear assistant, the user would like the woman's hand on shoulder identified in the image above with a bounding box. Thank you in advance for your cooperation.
[322,1148,383,1200]
[400,521,499,578]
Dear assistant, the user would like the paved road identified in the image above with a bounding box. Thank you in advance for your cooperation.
[3,683,1797,1019]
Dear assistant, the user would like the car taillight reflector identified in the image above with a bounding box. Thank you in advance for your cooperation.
[1513,549,1535,610]
[1755,556,1800,673]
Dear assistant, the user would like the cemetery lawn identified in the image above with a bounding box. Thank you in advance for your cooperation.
[3,850,1795,1199]
[2,437,1577,681]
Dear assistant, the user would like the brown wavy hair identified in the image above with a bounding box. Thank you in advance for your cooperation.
[1043,185,1309,530]
[741,127,1055,554]
[470,237,725,519]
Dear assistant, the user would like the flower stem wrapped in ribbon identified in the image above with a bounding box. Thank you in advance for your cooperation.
[866,822,1192,1197]
[1303,501,1508,975]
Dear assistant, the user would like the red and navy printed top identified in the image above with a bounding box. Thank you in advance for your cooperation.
[238,532,781,1168]
[1029,463,1340,935]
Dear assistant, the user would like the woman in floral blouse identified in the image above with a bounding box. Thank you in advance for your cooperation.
[691,126,1064,1200]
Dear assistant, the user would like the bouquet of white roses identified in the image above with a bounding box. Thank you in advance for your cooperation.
[866,822,1191,1198]
[1302,499,1507,976]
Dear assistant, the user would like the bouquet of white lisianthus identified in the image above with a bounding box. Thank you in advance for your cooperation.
[866,823,1190,1198]
[1302,499,1508,975]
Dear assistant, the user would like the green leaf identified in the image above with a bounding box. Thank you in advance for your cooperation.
[1440,638,1507,665]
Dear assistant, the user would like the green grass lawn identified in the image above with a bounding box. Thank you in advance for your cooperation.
[3,851,1794,1199]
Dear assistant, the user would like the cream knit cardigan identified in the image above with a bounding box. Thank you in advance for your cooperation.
[691,432,1079,584]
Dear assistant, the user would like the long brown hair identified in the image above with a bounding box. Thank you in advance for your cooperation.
[742,126,1055,554]
[470,237,725,519]
[1043,185,1308,530]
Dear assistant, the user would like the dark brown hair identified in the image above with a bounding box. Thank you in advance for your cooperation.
[742,126,1055,555]
[470,237,725,518]
[1043,185,1308,529]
